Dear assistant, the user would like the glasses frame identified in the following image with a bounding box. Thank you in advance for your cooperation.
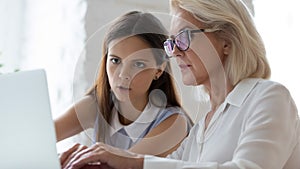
[164,28,217,58]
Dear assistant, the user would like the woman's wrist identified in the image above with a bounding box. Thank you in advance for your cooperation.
[132,156,144,169]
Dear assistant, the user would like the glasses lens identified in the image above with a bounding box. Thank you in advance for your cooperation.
[175,31,189,51]
[164,39,174,57]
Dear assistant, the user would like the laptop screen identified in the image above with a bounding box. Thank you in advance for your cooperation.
[0,69,60,169]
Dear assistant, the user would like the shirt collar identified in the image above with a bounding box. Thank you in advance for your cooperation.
[197,78,261,140]
[109,102,161,142]
[226,78,261,107]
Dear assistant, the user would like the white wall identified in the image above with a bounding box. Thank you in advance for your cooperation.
[253,0,300,110]
[0,0,25,72]
[21,0,86,121]
[0,0,86,152]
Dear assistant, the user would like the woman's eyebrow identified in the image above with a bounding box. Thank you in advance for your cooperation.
[179,26,191,31]
[170,26,192,36]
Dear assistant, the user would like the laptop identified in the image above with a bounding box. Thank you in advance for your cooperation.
[0,69,60,169]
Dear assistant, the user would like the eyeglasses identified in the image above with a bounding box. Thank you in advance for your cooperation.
[163,29,217,58]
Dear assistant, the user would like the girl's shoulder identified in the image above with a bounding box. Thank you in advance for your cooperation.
[154,106,193,131]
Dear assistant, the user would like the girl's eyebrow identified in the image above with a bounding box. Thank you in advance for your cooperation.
[108,54,120,58]
[108,54,151,63]
[130,59,151,62]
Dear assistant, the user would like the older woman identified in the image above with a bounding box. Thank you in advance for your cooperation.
[63,0,300,169]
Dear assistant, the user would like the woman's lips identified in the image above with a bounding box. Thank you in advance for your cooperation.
[179,64,192,70]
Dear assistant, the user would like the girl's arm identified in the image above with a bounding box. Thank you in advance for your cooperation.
[55,95,98,142]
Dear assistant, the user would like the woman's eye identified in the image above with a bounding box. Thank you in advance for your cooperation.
[134,61,146,68]
[110,58,121,64]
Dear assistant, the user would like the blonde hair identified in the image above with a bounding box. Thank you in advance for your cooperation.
[170,0,271,85]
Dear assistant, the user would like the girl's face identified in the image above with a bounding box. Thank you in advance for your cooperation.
[169,8,229,86]
[106,36,162,104]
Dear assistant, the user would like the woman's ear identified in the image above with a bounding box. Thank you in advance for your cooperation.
[223,40,231,55]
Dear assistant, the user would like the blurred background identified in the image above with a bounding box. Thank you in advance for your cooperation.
[1,0,299,152]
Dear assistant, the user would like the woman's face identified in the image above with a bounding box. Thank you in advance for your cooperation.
[106,36,161,104]
[170,8,228,86]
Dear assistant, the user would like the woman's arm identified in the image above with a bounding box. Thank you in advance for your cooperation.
[55,95,98,142]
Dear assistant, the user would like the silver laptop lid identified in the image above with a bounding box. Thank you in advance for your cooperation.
[0,69,60,169]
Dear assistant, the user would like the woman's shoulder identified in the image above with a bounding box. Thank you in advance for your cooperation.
[241,78,297,114]
[233,78,296,112]
[237,78,291,96]
[250,78,291,97]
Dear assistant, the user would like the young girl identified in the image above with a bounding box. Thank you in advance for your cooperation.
[55,11,192,166]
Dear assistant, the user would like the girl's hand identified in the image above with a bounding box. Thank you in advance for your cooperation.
[64,142,144,169]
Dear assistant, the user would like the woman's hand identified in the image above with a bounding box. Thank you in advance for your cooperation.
[63,142,144,169]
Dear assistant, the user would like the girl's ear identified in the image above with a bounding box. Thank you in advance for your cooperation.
[154,62,167,80]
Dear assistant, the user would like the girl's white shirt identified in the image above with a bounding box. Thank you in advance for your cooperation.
[103,102,190,149]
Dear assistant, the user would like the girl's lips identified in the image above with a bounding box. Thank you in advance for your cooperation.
[117,86,131,90]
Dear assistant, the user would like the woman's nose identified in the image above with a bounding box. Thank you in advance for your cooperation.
[172,44,184,58]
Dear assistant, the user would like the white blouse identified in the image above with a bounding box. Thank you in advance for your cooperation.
[144,78,300,169]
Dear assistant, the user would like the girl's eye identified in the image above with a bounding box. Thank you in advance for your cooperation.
[134,61,146,68]
[110,58,121,64]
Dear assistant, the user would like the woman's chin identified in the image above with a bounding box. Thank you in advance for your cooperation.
[181,75,198,86]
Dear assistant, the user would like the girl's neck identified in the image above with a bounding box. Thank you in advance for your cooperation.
[117,97,148,125]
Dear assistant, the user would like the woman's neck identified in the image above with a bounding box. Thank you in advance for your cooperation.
[204,73,233,111]
[209,83,233,111]
[203,75,233,129]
